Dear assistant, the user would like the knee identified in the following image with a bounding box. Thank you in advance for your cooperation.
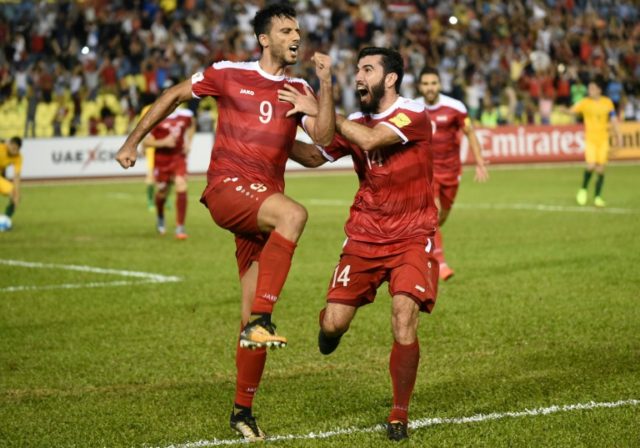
[393,326,417,345]
[281,203,308,234]
[175,177,187,192]
[290,203,308,228]
[321,312,350,337]
[392,312,418,345]
[322,320,347,337]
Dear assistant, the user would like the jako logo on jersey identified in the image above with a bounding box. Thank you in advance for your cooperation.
[240,88,255,96]
[389,112,411,128]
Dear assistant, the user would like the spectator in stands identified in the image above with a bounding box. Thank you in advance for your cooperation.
[570,75,588,106]
[0,0,638,138]
[100,105,116,135]
[480,97,499,128]
[24,86,38,138]
[52,95,68,137]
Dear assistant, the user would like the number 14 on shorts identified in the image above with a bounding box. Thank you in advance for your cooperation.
[332,264,351,287]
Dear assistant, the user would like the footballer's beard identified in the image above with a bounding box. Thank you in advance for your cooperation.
[424,90,439,105]
[358,79,385,114]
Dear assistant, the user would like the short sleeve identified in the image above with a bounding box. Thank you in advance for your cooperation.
[191,65,223,99]
[380,108,430,145]
[456,106,468,129]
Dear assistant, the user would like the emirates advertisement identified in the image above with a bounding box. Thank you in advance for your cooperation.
[461,122,640,164]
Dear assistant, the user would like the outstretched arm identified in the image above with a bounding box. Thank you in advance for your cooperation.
[462,120,489,182]
[115,80,193,169]
[143,134,176,148]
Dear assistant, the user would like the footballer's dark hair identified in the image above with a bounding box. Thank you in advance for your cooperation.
[357,47,404,93]
[253,2,297,51]
[419,66,440,80]
[589,75,606,92]
[9,136,22,148]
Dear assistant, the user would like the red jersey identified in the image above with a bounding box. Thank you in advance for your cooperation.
[191,61,311,192]
[419,94,467,185]
[150,109,194,156]
[322,97,438,245]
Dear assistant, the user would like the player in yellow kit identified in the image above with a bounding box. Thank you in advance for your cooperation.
[571,78,621,207]
[0,137,23,222]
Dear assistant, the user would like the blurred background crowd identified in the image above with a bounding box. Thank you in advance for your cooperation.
[0,0,638,138]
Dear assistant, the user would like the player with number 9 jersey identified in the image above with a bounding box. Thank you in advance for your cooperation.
[192,61,314,194]
[115,5,335,440]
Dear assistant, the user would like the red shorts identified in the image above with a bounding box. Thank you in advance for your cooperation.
[154,153,186,183]
[200,176,278,277]
[234,233,268,278]
[326,237,439,313]
[432,178,459,211]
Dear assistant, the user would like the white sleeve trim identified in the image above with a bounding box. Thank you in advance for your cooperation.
[316,145,335,162]
[190,72,204,99]
[379,121,409,144]
[301,115,310,135]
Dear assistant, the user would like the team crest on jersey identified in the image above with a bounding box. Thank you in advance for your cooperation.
[389,113,411,128]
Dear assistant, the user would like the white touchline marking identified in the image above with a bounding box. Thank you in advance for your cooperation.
[455,203,637,215]
[160,398,640,447]
[0,259,181,293]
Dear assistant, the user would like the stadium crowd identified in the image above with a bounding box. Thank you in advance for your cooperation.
[0,0,638,137]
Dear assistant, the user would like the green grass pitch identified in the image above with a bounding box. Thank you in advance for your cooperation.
[1,163,639,447]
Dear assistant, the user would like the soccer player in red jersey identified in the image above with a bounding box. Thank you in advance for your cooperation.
[284,47,438,441]
[416,67,489,281]
[143,108,195,239]
[115,4,335,441]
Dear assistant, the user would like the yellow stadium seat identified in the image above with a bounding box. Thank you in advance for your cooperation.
[115,115,129,135]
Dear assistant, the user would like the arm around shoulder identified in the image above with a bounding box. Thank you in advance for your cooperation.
[288,141,328,168]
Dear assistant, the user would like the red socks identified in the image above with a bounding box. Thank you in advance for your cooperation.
[176,191,187,226]
[251,231,297,315]
[388,340,420,423]
[234,231,296,408]
[234,342,267,408]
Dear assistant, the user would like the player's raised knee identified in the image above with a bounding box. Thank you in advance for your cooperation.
[278,202,308,237]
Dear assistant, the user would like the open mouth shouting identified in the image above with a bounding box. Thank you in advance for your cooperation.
[356,84,370,101]
[288,44,299,58]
